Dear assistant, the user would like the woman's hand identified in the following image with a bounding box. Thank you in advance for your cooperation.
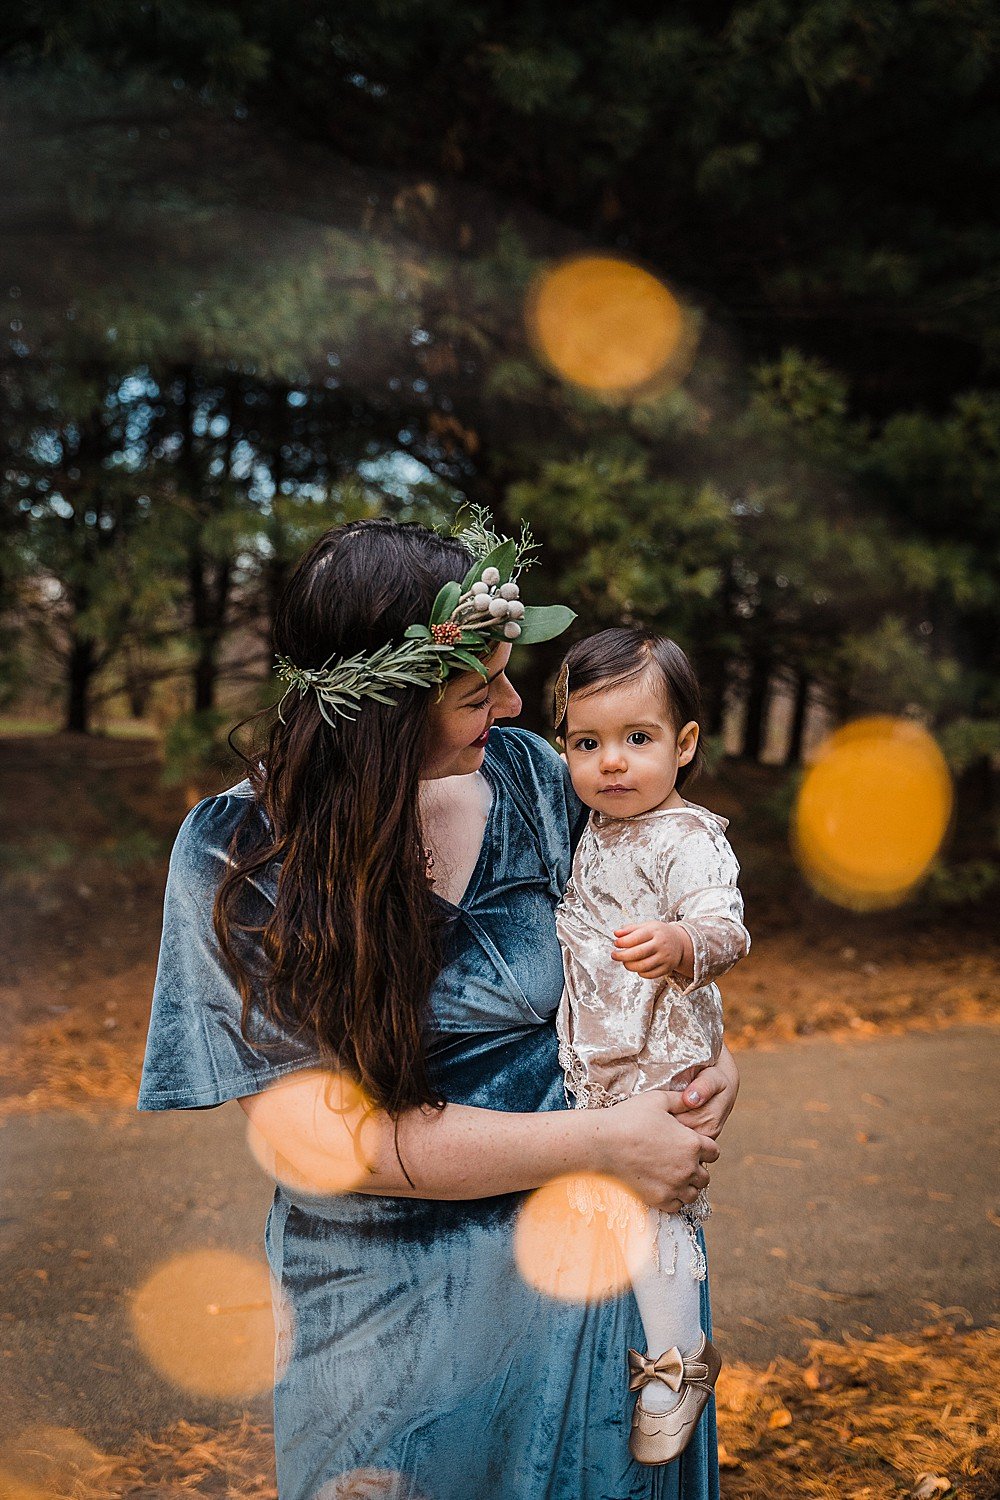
[665,1043,740,1140]
[595,1091,719,1213]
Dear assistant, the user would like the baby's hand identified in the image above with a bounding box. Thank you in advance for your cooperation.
[611,921,692,980]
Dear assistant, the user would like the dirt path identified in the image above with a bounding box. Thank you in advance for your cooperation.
[2,1025,998,1458]
[707,1024,1000,1363]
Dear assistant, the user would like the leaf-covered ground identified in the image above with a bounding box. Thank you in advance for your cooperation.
[2,1323,996,1498]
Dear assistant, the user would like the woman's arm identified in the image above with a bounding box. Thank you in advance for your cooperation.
[239,1072,719,1213]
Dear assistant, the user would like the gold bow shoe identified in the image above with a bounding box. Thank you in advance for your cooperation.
[627,1332,722,1467]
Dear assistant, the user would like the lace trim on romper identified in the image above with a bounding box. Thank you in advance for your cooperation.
[557,1037,711,1281]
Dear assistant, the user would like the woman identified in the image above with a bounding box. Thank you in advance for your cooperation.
[138,518,740,1500]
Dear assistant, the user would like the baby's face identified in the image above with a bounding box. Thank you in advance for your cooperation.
[562,676,698,818]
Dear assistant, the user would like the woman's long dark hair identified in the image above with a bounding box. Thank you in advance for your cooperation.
[214,519,473,1118]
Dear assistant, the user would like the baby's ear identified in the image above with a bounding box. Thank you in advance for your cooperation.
[677,720,700,763]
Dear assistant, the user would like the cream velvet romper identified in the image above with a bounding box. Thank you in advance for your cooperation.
[556,801,750,1275]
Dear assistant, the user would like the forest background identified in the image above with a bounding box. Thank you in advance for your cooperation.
[2,0,998,858]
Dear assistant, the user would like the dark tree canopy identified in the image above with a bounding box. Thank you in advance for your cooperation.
[2,0,998,895]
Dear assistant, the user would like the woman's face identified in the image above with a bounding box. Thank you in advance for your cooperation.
[422,644,522,779]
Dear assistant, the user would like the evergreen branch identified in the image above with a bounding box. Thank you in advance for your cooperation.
[275,638,453,724]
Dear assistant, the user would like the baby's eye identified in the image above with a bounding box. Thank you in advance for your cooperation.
[627,732,652,746]
[573,737,599,752]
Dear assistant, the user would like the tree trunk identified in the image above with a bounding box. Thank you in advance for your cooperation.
[126,677,150,719]
[701,654,730,738]
[180,369,234,714]
[193,649,216,713]
[741,653,772,762]
[65,636,96,733]
[785,671,811,766]
[699,564,735,738]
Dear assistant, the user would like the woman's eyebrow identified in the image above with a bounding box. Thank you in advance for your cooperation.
[459,665,505,701]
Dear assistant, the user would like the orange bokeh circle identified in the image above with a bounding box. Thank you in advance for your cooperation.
[527,254,690,395]
[514,1172,650,1303]
[0,1426,103,1500]
[315,1470,425,1500]
[793,716,952,909]
[244,1070,372,1199]
[130,1248,280,1398]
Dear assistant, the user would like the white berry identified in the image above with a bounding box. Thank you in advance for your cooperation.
[503,621,522,639]
[499,582,519,600]
[481,566,501,586]
[506,600,525,619]
[470,581,490,596]
[489,596,509,617]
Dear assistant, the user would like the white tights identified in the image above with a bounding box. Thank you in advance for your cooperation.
[625,1209,705,1414]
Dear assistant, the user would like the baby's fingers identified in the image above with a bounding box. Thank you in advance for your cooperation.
[611,940,659,964]
[611,929,650,950]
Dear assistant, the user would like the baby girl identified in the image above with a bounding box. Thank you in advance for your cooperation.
[554,627,750,1467]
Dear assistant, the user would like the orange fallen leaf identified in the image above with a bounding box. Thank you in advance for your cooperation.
[768,1406,793,1429]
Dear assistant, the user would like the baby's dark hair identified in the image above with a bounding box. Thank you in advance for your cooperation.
[555,627,704,788]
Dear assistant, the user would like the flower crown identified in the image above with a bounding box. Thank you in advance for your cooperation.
[274,510,575,725]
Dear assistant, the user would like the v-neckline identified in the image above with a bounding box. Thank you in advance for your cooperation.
[428,754,498,914]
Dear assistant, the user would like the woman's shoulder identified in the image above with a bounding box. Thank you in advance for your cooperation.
[486,726,566,785]
[169,780,263,887]
[485,728,586,878]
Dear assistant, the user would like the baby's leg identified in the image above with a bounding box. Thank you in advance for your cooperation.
[624,1210,704,1415]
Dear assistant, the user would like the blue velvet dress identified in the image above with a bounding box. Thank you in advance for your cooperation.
[138,728,720,1500]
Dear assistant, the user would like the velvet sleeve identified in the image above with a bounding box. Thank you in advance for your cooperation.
[137,788,321,1111]
[663,818,751,991]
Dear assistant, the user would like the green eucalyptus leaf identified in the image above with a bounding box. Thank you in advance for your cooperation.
[404,624,433,639]
[513,605,577,645]
[429,581,461,625]
[461,538,517,589]
[450,649,489,675]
